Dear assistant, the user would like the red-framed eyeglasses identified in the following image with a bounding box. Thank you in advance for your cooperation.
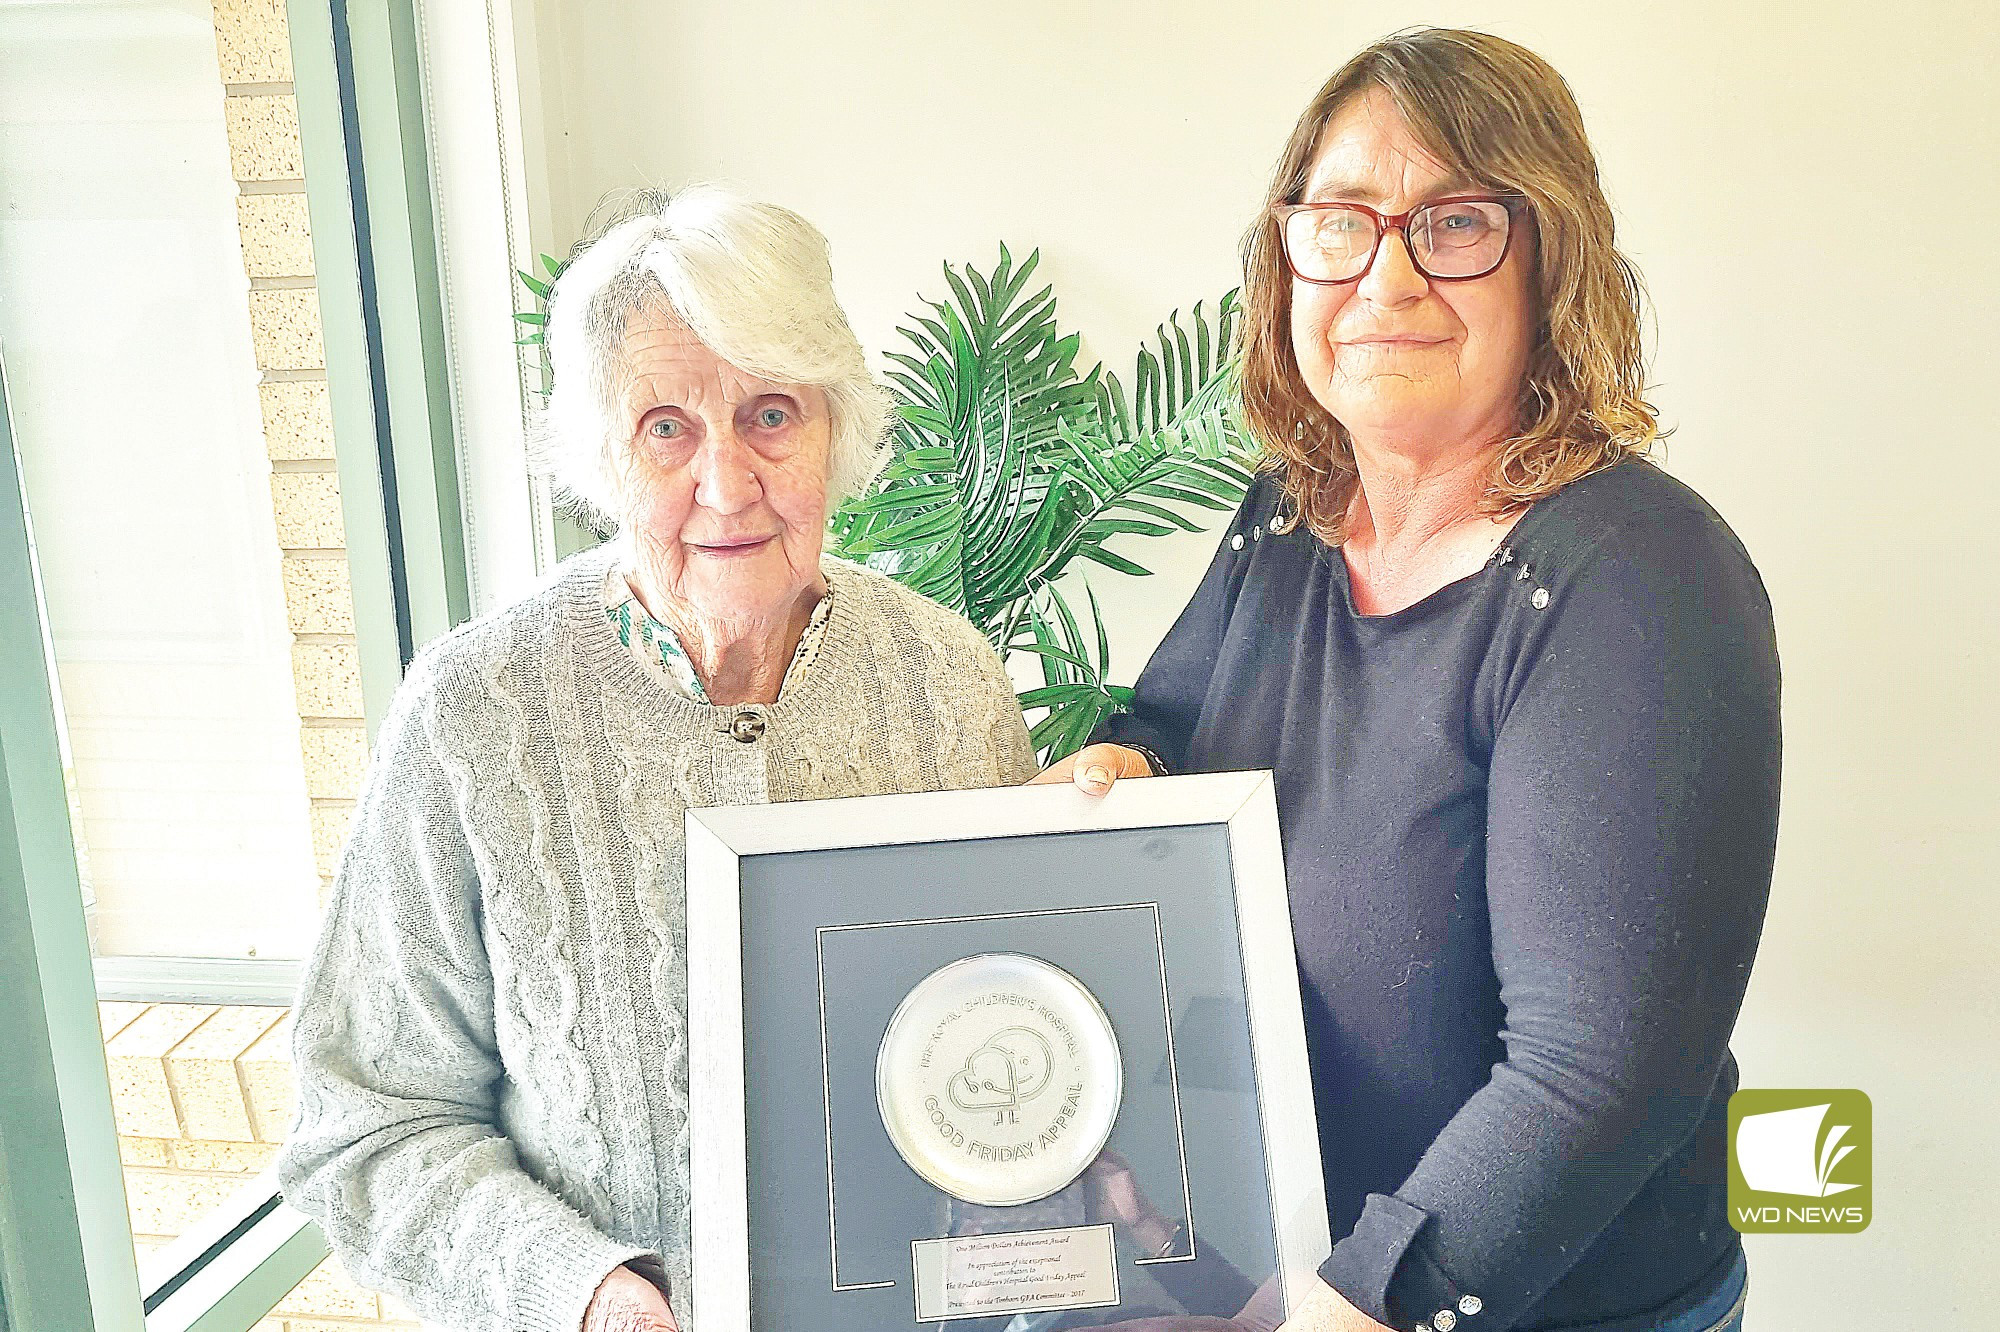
[1273,194,1531,285]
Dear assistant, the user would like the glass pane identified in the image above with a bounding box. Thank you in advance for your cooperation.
[269,1252,421,1328]
[0,0,365,1305]
[734,827,1280,1329]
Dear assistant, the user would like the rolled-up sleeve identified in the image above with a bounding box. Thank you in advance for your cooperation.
[276,658,660,1332]
[1319,510,1781,1329]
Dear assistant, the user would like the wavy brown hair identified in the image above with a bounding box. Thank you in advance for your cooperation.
[1240,28,1661,542]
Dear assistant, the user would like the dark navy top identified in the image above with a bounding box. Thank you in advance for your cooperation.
[1093,459,1781,1331]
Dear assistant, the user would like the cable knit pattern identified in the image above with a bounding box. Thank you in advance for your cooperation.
[277,543,1037,1332]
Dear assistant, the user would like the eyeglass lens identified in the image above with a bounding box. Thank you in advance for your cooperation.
[1285,201,1512,282]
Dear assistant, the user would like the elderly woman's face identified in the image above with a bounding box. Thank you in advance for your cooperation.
[618,313,832,625]
[1290,88,1536,457]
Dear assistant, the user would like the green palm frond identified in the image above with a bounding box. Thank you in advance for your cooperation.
[515,253,567,398]
[1094,292,1242,443]
[831,247,1257,761]
[830,246,1104,628]
[1012,584,1133,761]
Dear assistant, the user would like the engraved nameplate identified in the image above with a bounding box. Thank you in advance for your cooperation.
[910,1223,1120,1322]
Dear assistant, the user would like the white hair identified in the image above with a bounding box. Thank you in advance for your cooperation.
[533,184,891,529]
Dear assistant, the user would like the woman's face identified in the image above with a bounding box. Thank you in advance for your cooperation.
[1289,88,1537,460]
[617,312,832,627]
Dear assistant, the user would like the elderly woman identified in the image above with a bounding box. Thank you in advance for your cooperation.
[277,187,1036,1332]
[1052,30,1778,1332]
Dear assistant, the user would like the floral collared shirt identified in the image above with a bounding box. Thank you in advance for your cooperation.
[600,563,833,703]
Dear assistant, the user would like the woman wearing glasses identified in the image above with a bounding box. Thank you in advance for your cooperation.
[1044,29,1778,1332]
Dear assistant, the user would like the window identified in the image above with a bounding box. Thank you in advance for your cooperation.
[0,1,474,1327]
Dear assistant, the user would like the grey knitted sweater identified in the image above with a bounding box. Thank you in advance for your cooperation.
[276,544,1037,1332]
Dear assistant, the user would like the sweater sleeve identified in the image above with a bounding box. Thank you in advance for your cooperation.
[276,658,660,1332]
[976,622,1041,785]
[1088,485,1260,770]
[1318,510,1781,1330]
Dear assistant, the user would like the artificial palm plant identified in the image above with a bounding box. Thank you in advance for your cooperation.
[830,246,1255,759]
[518,246,1258,761]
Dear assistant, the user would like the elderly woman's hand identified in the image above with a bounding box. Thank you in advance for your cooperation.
[582,1266,679,1332]
[1028,742,1154,796]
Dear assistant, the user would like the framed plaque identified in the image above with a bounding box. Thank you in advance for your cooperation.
[687,772,1330,1331]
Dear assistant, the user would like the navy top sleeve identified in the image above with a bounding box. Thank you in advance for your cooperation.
[1094,508,1246,774]
[1092,460,1781,1331]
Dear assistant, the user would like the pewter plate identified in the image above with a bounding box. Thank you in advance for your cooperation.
[875,953,1123,1206]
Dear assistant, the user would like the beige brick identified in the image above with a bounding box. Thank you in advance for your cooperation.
[276,1255,379,1319]
[165,1007,280,1142]
[260,379,335,461]
[132,1235,186,1294]
[301,725,368,801]
[282,555,355,632]
[310,801,356,877]
[237,193,315,278]
[98,1001,153,1043]
[213,0,292,83]
[248,288,324,371]
[377,1289,420,1322]
[119,1135,173,1167]
[106,1005,216,1138]
[169,1138,280,1172]
[292,639,364,719]
[271,471,346,549]
[239,1012,298,1142]
[124,1168,252,1239]
[223,94,303,181]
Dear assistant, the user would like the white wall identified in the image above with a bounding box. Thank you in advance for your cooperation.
[518,1,1999,1320]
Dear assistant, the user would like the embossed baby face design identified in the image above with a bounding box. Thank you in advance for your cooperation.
[949,1027,1055,1112]
[877,954,1124,1206]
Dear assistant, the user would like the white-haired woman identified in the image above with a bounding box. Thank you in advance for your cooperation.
[277,187,1037,1332]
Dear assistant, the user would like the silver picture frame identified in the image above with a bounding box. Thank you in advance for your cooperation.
[686,771,1331,1331]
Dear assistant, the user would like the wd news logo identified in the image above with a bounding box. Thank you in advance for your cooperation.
[1727,1089,1870,1233]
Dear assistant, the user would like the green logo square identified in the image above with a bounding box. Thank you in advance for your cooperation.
[1728,1089,1870,1232]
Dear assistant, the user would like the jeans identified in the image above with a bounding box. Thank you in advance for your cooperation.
[1649,1249,1748,1332]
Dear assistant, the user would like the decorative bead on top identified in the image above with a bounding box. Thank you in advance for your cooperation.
[1458,1294,1484,1316]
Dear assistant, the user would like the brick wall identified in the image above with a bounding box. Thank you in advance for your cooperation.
[211,0,364,907]
[100,1002,419,1330]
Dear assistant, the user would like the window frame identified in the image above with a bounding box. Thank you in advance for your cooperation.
[0,0,471,1326]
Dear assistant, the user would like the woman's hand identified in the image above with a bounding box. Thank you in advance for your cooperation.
[1272,1276,1395,1332]
[582,1265,679,1332]
[1027,743,1154,796]
[1084,1150,1177,1255]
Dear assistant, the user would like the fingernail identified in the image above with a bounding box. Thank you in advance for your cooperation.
[1084,765,1111,788]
